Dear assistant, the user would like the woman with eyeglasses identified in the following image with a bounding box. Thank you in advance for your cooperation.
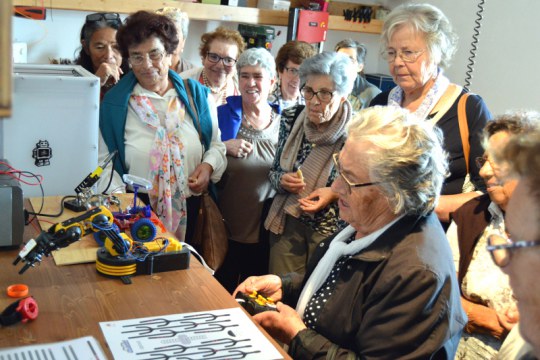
[75,12,129,99]
[180,27,245,105]
[490,124,540,359]
[98,11,226,244]
[447,113,538,359]
[235,106,466,358]
[264,52,355,276]
[370,3,492,228]
[334,39,381,113]
[269,41,316,111]
[213,48,280,292]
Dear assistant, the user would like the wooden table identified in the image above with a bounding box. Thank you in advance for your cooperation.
[0,200,289,359]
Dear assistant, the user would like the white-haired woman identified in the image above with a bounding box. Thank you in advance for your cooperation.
[155,7,194,74]
[370,3,492,227]
[214,48,280,292]
[265,51,355,276]
[236,106,466,358]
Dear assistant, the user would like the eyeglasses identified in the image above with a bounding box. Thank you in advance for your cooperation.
[332,153,381,194]
[129,50,165,66]
[382,49,425,63]
[284,66,300,77]
[475,154,489,169]
[86,12,121,25]
[206,52,237,67]
[301,86,335,103]
[487,233,540,267]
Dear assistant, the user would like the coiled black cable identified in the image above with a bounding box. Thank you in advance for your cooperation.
[464,0,486,91]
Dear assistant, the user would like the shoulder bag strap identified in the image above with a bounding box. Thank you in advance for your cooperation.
[458,92,471,174]
[183,79,204,148]
[429,83,462,125]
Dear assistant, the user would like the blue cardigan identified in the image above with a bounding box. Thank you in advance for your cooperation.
[217,95,281,141]
[100,70,211,176]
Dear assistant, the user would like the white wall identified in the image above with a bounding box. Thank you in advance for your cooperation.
[12,0,540,114]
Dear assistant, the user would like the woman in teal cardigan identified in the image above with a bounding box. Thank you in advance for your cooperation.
[98,11,226,243]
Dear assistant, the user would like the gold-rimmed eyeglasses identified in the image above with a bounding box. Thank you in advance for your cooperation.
[284,66,300,77]
[382,49,425,63]
[487,233,540,267]
[332,153,381,194]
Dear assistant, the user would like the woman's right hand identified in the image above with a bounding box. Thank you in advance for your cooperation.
[280,172,305,194]
[225,139,253,158]
[95,62,123,87]
[233,275,283,303]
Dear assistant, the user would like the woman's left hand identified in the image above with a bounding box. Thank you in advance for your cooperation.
[298,187,338,214]
[253,302,307,345]
[188,163,213,193]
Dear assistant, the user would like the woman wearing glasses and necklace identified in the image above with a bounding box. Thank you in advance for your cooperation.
[98,11,226,243]
[264,52,355,276]
[370,3,492,228]
[75,12,129,99]
[180,27,245,106]
[447,114,538,359]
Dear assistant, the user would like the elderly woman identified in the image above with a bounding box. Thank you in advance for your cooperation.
[335,39,381,112]
[370,3,492,225]
[269,40,316,110]
[236,106,466,358]
[75,12,129,99]
[155,7,194,74]
[264,52,355,276]
[488,125,540,359]
[214,48,280,292]
[448,113,537,358]
[180,26,245,105]
[99,11,226,243]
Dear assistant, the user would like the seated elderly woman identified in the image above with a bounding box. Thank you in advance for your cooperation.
[236,106,466,358]
[214,48,280,292]
[180,26,245,105]
[264,52,355,276]
[448,113,537,358]
[269,40,316,110]
[74,12,129,99]
[155,7,194,74]
[334,39,381,112]
[99,11,226,243]
[488,121,540,359]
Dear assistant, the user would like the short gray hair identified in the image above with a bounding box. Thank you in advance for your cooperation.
[335,39,367,65]
[156,7,189,40]
[236,47,276,79]
[347,106,448,216]
[299,51,355,96]
[381,3,458,70]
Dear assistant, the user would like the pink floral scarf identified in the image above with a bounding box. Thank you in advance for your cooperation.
[129,95,188,240]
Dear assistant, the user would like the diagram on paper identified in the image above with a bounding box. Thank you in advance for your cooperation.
[100,307,283,360]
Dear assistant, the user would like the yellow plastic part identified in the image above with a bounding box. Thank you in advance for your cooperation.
[95,260,136,276]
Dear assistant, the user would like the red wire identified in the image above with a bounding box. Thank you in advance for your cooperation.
[0,161,43,186]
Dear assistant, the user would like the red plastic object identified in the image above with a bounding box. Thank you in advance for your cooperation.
[16,297,39,322]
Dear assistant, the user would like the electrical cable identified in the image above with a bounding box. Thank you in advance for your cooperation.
[102,151,118,195]
[26,195,77,218]
[464,0,486,91]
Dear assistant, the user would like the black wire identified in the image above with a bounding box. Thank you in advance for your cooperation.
[101,151,117,195]
[464,0,486,92]
[26,195,77,217]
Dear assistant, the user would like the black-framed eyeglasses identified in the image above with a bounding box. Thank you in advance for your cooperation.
[332,153,381,194]
[301,85,335,103]
[284,66,300,77]
[206,52,237,67]
[382,49,425,63]
[129,50,165,66]
[487,233,540,267]
[86,12,121,25]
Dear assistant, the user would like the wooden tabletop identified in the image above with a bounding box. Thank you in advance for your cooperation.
[0,200,289,359]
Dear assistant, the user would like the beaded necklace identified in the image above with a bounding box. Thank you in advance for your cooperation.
[242,108,275,131]
[202,70,227,105]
